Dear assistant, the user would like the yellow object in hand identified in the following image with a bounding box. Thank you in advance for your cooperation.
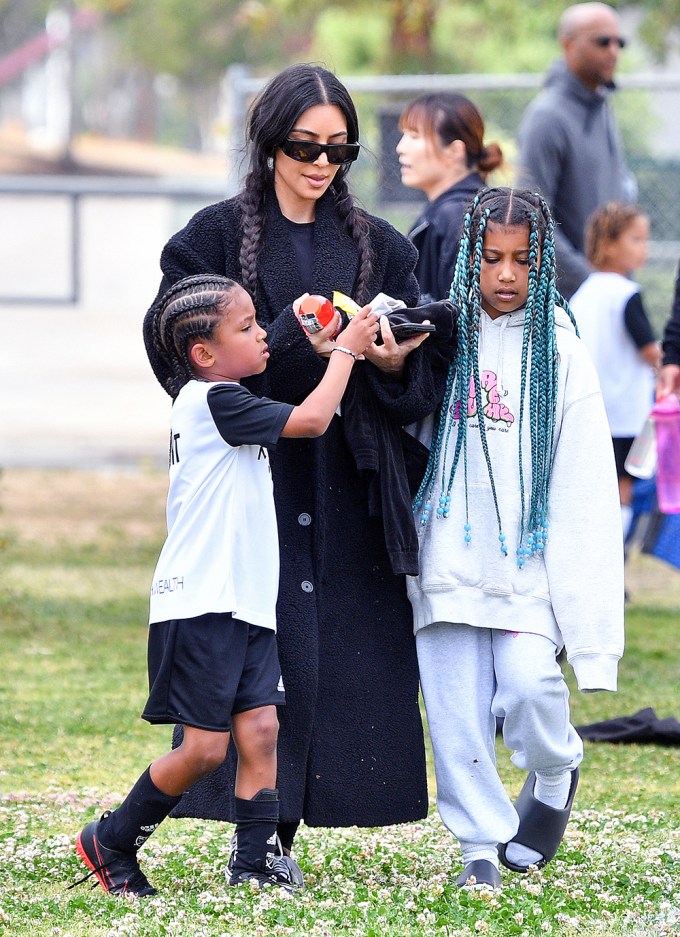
[332,291,361,318]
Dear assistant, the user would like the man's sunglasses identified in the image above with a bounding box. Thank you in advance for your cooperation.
[593,35,626,48]
[280,139,361,165]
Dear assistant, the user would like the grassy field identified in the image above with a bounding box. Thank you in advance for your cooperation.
[1,468,679,936]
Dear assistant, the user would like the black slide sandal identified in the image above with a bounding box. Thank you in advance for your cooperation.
[498,767,579,873]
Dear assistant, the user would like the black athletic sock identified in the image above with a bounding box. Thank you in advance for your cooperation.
[98,766,181,853]
[277,820,300,853]
[231,788,280,875]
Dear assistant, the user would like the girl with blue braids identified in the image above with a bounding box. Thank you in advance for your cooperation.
[408,188,624,889]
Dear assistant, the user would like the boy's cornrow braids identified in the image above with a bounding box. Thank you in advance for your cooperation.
[153,274,237,398]
[158,292,216,352]
[151,275,207,380]
[170,315,217,396]
[157,277,228,351]
[151,276,204,360]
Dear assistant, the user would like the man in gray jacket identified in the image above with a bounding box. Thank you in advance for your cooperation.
[517,2,636,299]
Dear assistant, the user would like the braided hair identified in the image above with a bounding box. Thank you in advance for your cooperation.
[150,274,241,399]
[238,63,374,305]
[414,187,577,567]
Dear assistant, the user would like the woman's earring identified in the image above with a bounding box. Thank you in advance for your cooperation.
[266,156,274,171]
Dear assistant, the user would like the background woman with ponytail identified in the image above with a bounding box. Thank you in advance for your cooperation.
[143,64,450,858]
[397,92,503,302]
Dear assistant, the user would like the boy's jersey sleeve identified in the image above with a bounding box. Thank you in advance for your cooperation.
[623,292,656,348]
[206,383,293,448]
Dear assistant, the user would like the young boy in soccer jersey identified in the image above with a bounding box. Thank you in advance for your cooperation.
[71,274,378,897]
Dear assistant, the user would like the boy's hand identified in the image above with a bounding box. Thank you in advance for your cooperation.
[294,292,342,358]
[336,306,379,357]
[302,308,344,358]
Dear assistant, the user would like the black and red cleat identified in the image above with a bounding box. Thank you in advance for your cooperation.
[70,811,157,897]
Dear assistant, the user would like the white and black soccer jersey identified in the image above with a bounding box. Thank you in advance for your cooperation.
[149,380,293,631]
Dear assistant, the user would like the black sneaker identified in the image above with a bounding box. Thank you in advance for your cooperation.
[70,811,157,897]
[227,832,304,894]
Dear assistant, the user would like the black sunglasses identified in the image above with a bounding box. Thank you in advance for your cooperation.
[280,139,361,165]
[593,35,626,48]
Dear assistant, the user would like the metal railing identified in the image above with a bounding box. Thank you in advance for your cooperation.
[0,174,227,304]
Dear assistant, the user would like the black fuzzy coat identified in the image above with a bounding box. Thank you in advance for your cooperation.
[143,192,451,827]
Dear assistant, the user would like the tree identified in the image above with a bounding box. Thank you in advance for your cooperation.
[6,0,672,150]
[638,0,680,59]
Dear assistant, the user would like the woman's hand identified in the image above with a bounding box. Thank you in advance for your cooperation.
[363,315,431,376]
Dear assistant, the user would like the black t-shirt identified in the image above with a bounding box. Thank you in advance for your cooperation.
[285,219,315,292]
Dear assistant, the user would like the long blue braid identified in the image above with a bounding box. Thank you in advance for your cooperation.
[414,187,578,567]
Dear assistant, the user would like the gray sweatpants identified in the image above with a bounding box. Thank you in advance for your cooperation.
[416,622,583,848]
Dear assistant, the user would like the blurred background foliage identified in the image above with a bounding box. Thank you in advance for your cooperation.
[2,0,680,326]
[2,0,680,91]
[1,0,679,154]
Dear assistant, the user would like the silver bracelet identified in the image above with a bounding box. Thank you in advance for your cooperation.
[331,345,358,360]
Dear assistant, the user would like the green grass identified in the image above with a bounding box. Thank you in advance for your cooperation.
[1,470,679,936]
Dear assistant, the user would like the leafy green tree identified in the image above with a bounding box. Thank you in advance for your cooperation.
[638,0,680,59]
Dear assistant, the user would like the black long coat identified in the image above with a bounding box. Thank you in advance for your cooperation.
[143,192,450,827]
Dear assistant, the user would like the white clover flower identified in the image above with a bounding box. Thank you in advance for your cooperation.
[523,881,543,896]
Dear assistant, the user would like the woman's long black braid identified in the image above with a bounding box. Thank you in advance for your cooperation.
[151,273,240,399]
[413,187,577,567]
[237,64,374,307]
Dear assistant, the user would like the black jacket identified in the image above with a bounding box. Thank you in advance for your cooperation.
[408,173,486,302]
[143,191,453,827]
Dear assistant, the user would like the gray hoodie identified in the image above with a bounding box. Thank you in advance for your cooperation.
[517,59,637,299]
[407,306,624,692]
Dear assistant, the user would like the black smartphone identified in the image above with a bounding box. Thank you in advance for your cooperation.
[375,320,437,345]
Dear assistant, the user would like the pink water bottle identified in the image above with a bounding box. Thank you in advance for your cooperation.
[653,395,680,514]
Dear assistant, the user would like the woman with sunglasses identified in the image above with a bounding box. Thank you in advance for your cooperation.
[143,63,451,864]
